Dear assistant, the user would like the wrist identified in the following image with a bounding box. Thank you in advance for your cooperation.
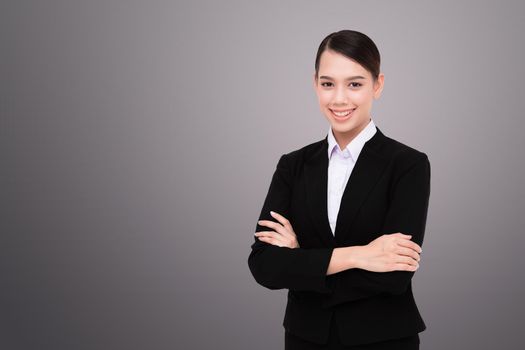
[345,245,364,270]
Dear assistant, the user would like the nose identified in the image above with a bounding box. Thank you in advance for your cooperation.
[333,86,348,105]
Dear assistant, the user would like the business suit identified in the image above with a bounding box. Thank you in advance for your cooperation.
[248,126,431,347]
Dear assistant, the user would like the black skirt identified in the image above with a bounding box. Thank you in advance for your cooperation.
[285,315,420,350]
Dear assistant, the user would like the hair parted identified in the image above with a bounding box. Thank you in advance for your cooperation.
[315,29,381,81]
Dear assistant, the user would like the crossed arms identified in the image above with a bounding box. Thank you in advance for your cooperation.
[248,152,431,306]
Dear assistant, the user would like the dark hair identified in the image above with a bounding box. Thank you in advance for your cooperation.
[314,30,381,82]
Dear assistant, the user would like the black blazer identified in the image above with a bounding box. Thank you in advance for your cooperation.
[248,126,431,346]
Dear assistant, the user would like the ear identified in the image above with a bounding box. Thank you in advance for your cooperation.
[373,73,385,99]
[312,72,318,90]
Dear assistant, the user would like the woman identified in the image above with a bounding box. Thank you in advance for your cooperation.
[248,29,430,350]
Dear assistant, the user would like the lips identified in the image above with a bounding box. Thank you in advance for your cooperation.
[330,108,356,121]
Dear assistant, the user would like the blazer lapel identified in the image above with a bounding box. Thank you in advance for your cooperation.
[334,127,388,243]
[304,127,389,247]
[304,138,336,247]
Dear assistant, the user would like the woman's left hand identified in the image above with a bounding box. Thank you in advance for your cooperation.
[255,211,300,248]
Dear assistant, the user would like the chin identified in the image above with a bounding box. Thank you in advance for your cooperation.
[332,125,357,135]
[328,117,368,137]
[327,116,357,130]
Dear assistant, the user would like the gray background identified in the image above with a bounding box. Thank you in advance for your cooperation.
[1,0,524,349]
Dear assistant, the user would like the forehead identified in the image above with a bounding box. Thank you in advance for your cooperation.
[318,50,370,79]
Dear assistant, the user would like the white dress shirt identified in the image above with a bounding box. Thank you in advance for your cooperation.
[327,118,377,235]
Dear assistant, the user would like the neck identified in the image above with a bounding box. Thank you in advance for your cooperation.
[333,119,370,150]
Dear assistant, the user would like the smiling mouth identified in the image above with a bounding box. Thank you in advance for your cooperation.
[330,108,356,120]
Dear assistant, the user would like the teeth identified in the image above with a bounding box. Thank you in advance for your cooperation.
[332,109,354,117]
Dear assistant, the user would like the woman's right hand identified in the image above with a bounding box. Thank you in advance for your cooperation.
[353,233,422,272]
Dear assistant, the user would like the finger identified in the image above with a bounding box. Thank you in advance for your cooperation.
[396,255,420,267]
[255,231,295,248]
[257,220,285,235]
[395,246,421,262]
[394,262,419,272]
[255,233,286,247]
[394,232,413,239]
[255,231,280,238]
[259,219,293,238]
[269,211,298,240]
[256,235,278,246]
[397,239,422,253]
[395,233,423,253]
[270,211,292,230]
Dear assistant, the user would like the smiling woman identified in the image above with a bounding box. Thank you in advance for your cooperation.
[314,33,384,151]
[248,29,430,350]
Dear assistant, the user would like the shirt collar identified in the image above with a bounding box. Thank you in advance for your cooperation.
[327,118,377,161]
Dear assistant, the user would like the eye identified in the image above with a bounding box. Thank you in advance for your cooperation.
[349,82,362,88]
[320,82,333,87]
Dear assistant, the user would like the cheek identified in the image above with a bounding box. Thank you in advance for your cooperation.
[317,91,332,105]
[353,91,374,105]
[317,91,328,106]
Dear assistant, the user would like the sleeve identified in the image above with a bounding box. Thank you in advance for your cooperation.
[323,153,431,308]
[247,154,335,293]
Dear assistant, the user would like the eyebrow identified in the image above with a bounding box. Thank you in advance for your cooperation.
[319,75,366,81]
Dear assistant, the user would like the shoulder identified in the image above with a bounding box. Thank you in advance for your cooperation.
[275,129,430,173]
[379,133,430,176]
[383,133,428,160]
[276,138,325,170]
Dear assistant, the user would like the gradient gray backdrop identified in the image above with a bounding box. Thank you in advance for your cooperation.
[2,0,524,349]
